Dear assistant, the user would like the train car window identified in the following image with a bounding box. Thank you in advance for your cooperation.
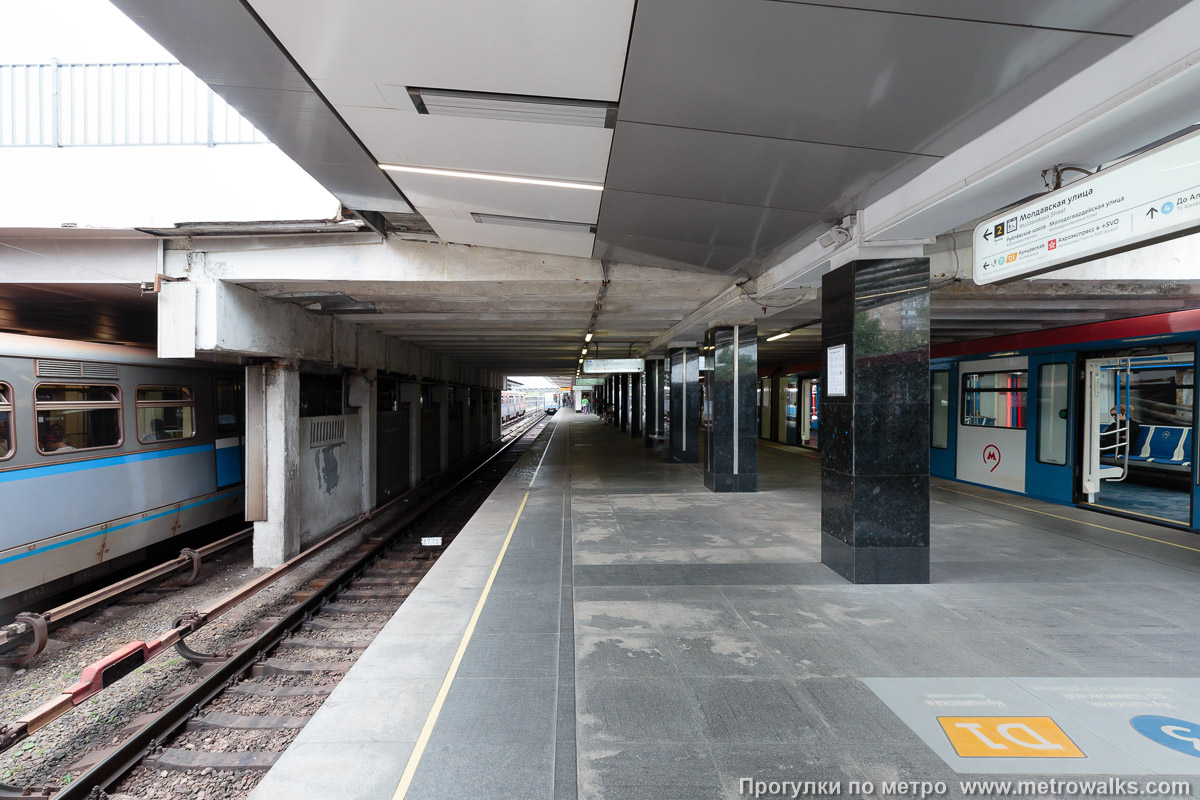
[35,383,122,454]
[215,379,243,436]
[136,385,196,443]
[0,382,12,460]
[930,372,949,448]
[961,371,1027,429]
[1036,364,1070,465]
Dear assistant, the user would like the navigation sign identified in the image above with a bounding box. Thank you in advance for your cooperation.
[826,344,846,396]
[583,359,645,373]
[974,129,1200,284]
[575,378,605,386]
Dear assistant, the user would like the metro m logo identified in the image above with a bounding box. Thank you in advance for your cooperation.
[938,717,1085,758]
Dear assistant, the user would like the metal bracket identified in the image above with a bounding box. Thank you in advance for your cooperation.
[0,613,48,666]
[179,548,201,585]
[0,783,55,798]
[174,637,226,665]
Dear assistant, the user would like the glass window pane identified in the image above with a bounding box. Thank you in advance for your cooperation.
[1037,364,1069,465]
[38,408,121,452]
[0,409,10,458]
[36,384,119,403]
[138,386,192,403]
[216,379,243,435]
[931,371,949,449]
[961,371,1027,429]
[138,405,195,442]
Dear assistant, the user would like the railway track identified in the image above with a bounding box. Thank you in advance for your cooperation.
[0,414,549,799]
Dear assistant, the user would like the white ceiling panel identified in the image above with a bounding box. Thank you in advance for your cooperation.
[247,0,635,101]
[339,105,613,182]
[395,172,602,223]
[422,212,595,259]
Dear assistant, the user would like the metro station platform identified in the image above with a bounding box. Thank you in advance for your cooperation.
[251,412,1200,800]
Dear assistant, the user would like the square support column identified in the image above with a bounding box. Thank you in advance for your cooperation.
[400,383,422,487]
[432,384,450,471]
[348,370,376,514]
[643,358,662,448]
[630,370,643,438]
[704,324,758,492]
[820,258,930,584]
[619,374,629,432]
[253,361,300,567]
[668,346,700,463]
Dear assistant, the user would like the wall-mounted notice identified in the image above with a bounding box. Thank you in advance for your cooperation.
[827,344,846,396]
[974,129,1200,284]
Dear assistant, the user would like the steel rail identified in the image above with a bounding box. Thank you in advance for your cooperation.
[0,414,543,763]
[0,528,254,664]
[46,417,546,800]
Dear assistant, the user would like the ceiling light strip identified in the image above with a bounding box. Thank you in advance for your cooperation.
[379,164,603,191]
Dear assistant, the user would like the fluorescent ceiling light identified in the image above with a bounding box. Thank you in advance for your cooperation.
[584,332,593,342]
[408,86,616,129]
[471,212,595,234]
[766,332,791,342]
[380,163,603,191]
[581,348,588,355]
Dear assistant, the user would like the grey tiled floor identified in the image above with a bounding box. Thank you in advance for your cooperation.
[255,412,1200,800]
[568,418,1200,799]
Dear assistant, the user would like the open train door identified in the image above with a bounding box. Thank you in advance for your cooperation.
[1024,355,1074,504]
[1079,350,1194,526]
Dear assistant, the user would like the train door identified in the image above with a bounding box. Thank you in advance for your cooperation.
[929,365,955,478]
[1079,350,1194,526]
[214,376,244,488]
[955,357,1028,492]
[799,376,820,448]
[1025,354,1074,503]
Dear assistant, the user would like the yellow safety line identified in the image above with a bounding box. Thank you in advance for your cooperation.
[391,490,531,800]
[938,485,1200,554]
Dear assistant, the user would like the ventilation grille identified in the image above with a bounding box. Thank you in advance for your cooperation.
[309,418,346,448]
[35,360,120,379]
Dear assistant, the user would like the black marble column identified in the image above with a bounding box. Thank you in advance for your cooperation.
[668,346,700,463]
[644,359,663,448]
[617,374,627,431]
[630,371,643,438]
[820,258,930,584]
[704,325,758,492]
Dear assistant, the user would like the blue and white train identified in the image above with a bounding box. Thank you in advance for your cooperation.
[760,309,1200,532]
[0,333,245,614]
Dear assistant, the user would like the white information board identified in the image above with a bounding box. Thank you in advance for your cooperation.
[973,129,1200,284]
[827,344,846,396]
[583,359,645,373]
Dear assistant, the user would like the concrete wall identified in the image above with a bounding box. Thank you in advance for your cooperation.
[297,413,364,547]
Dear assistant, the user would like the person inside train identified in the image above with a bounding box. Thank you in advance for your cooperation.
[1102,405,1141,456]
[42,422,75,452]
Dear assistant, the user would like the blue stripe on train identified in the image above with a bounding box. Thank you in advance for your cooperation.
[0,487,246,566]
[0,443,215,483]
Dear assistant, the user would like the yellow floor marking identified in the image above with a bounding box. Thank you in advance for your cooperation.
[938,485,1200,554]
[1087,502,1187,526]
[391,490,531,800]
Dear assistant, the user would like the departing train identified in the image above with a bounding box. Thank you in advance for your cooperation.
[0,333,245,614]
[759,309,1200,532]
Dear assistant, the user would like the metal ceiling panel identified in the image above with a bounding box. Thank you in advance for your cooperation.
[772,1,1190,36]
[619,0,1127,157]
[595,191,838,274]
[395,175,602,223]
[248,0,635,102]
[110,0,413,215]
[338,105,613,182]
[605,122,939,212]
[421,212,595,259]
